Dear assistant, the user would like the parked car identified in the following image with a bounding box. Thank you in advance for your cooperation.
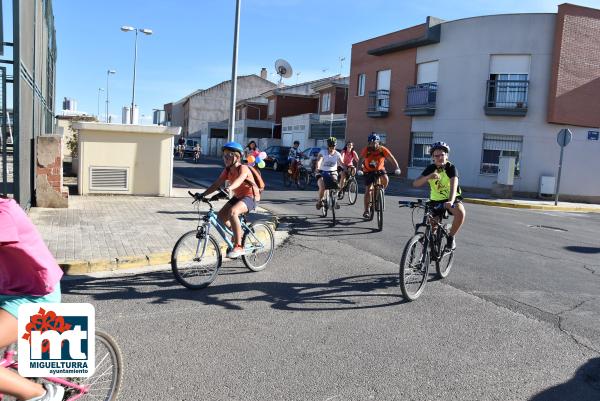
[300,147,326,171]
[263,146,291,171]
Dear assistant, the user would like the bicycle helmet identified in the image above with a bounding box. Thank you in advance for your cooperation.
[429,141,450,155]
[368,133,380,142]
[326,137,337,147]
[222,141,244,154]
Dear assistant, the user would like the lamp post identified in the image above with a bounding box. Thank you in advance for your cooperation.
[227,0,241,141]
[105,70,116,122]
[121,26,153,124]
[97,88,104,120]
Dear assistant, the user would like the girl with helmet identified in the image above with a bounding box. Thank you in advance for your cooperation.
[412,141,466,250]
[358,133,401,219]
[315,137,343,209]
[199,141,261,258]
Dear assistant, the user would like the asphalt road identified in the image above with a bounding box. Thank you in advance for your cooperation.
[62,157,600,401]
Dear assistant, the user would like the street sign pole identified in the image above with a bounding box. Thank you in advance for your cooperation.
[555,128,572,206]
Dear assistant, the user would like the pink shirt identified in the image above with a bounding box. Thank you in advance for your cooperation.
[0,199,63,296]
[341,149,359,167]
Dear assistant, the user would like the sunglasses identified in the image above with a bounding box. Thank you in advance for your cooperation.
[223,153,237,159]
[432,153,445,158]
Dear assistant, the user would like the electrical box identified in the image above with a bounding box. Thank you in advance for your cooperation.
[497,156,516,186]
[539,176,556,197]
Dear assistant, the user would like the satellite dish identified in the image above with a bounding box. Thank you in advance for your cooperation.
[275,59,293,84]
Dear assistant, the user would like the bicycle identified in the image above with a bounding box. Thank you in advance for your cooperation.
[177,145,185,160]
[0,329,123,401]
[283,157,309,190]
[171,189,275,289]
[397,199,456,301]
[318,172,340,227]
[337,167,358,205]
[193,150,200,163]
[362,171,386,231]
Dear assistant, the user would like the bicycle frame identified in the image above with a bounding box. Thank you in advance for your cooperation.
[1,347,90,400]
[412,202,451,262]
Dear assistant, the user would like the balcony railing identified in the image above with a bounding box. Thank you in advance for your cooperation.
[404,83,437,116]
[367,90,390,117]
[485,80,529,116]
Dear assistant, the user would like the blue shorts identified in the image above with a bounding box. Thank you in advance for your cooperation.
[226,196,257,212]
[0,283,62,318]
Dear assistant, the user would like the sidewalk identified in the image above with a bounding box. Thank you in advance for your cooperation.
[28,187,278,274]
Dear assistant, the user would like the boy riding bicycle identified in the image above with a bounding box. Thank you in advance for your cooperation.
[412,141,466,250]
[315,137,343,210]
[0,198,65,401]
[287,141,301,177]
[358,134,401,219]
[199,142,261,258]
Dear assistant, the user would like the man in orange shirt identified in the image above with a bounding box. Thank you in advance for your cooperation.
[359,134,401,219]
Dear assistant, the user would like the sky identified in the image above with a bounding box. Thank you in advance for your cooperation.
[48,0,600,124]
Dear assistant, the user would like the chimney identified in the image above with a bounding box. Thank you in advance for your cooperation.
[260,68,267,80]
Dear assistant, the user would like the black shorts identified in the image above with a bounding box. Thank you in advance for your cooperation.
[364,170,387,187]
[316,171,339,189]
[429,198,463,218]
[226,196,257,212]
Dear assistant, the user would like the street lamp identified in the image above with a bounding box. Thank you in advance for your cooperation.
[97,88,104,120]
[105,69,116,122]
[121,25,153,124]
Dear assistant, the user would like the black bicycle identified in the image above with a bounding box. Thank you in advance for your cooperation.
[338,168,358,205]
[364,172,386,231]
[319,173,340,227]
[397,199,456,301]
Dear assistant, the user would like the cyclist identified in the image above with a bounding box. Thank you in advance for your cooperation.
[0,197,65,401]
[358,134,401,219]
[287,140,301,176]
[193,142,201,162]
[338,141,359,192]
[199,142,260,258]
[315,137,343,209]
[177,136,185,158]
[412,141,465,250]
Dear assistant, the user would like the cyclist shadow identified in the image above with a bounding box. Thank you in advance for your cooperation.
[62,271,408,311]
[529,357,600,401]
[278,214,380,237]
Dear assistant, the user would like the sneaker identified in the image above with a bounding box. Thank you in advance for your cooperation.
[363,210,370,219]
[446,236,456,250]
[28,383,65,401]
[226,245,245,258]
[316,200,323,210]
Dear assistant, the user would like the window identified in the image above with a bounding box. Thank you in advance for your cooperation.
[410,132,433,167]
[480,134,523,176]
[268,99,275,116]
[488,74,528,108]
[322,93,331,112]
[376,70,391,91]
[357,73,366,96]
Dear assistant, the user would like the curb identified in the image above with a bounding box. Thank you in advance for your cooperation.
[59,216,279,275]
[463,198,600,213]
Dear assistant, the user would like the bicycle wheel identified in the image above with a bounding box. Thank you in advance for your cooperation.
[321,190,328,217]
[399,233,430,301]
[60,330,123,401]
[376,189,384,231]
[330,192,337,227]
[436,224,454,279]
[242,223,275,271]
[283,170,292,187]
[347,178,358,205]
[171,230,221,289]
[297,169,308,190]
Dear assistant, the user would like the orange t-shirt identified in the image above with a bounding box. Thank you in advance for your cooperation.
[219,165,260,200]
[360,146,391,172]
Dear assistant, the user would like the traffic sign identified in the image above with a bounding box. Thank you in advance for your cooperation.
[557,128,572,147]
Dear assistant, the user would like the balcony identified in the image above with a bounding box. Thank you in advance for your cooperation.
[367,90,390,118]
[485,80,529,116]
[404,83,437,116]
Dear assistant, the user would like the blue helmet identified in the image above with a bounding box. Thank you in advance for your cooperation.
[222,141,244,154]
[368,133,380,142]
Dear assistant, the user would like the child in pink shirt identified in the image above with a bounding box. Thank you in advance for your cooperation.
[0,198,65,400]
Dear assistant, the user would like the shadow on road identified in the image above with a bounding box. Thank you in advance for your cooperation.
[529,357,600,401]
[564,246,600,254]
[63,271,406,311]
[277,214,380,237]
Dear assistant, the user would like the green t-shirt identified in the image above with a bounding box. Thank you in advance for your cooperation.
[421,162,462,201]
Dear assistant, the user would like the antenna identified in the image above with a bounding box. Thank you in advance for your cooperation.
[275,59,293,85]
[339,57,346,75]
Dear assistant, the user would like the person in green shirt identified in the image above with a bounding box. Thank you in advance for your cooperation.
[412,141,466,250]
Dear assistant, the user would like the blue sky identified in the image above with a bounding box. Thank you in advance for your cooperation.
[51,0,600,124]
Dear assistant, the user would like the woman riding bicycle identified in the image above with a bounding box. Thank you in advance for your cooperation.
[315,137,343,210]
[0,198,65,401]
[199,142,261,258]
[358,134,401,219]
[338,142,359,192]
[412,141,465,250]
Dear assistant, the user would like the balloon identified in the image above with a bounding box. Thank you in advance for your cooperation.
[254,157,262,164]
[259,152,267,159]
[258,161,266,169]
[253,150,260,157]
[247,155,255,164]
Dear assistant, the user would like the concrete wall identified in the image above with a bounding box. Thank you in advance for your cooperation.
[282,114,313,148]
[73,123,180,196]
[411,13,600,199]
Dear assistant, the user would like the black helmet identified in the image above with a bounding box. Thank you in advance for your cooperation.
[326,137,337,147]
[430,141,450,155]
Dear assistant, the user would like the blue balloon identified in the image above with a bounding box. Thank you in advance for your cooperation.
[254,157,262,164]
